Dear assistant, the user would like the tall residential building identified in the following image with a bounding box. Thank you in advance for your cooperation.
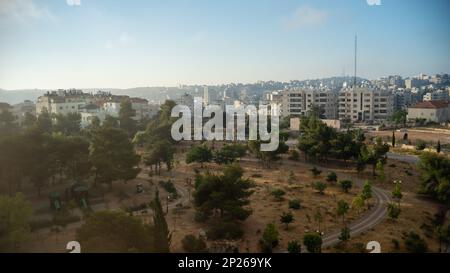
[269,88,338,119]
[393,90,413,110]
[338,87,393,122]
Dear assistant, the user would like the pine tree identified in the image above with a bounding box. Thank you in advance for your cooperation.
[392,131,396,147]
[152,190,171,252]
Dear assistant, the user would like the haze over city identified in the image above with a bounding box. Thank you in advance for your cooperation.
[1,0,449,90]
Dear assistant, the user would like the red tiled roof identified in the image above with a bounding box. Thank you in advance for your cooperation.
[409,100,449,109]
[130,97,148,103]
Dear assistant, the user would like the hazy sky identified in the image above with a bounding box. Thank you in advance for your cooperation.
[0,0,449,90]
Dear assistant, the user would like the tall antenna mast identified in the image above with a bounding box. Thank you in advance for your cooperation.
[354,35,357,87]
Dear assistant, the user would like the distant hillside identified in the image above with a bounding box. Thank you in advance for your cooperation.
[0,89,43,104]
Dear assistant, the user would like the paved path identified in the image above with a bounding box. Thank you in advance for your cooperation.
[239,156,391,249]
[386,152,419,164]
[322,183,390,247]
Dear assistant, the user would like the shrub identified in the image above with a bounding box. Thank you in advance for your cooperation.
[313,182,327,194]
[338,180,353,193]
[181,234,208,253]
[415,140,427,151]
[288,199,301,210]
[259,223,279,253]
[404,232,428,253]
[271,189,286,201]
[287,240,301,253]
[303,233,322,253]
[326,172,338,183]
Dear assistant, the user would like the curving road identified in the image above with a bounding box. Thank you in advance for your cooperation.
[239,156,391,249]
[322,182,390,247]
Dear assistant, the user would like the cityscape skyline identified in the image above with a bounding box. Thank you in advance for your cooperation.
[0,0,449,90]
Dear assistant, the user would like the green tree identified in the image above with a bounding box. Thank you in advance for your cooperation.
[297,115,336,162]
[186,144,213,168]
[103,115,119,128]
[54,112,81,135]
[0,193,33,252]
[326,172,338,184]
[0,108,17,136]
[361,181,372,203]
[392,131,396,147]
[248,140,289,168]
[330,131,359,163]
[387,202,401,220]
[22,112,36,129]
[144,140,175,174]
[90,127,140,188]
[389,110,407,128]
[352,195,365,214]
[194,164,254,221]
[119,99,137,137]
[259,222,279,253]
[76,211,155,252]
[338,180,353,193]
[53,135,91,180]
[303,233,322,253]
[360,137,389,177]
[339,226,351,243]
[336,200,350,225]
[417,153,450,204]
[214,143,246,164]
[392,182,403,205]
[280,211,294,230]
[36,109,53,134]
[152,191,171,253]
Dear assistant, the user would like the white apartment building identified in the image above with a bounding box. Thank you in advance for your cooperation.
[423,90,449,102]
[36,90,153,125]
[269,88,338,119]
[36,89,94,115]
[338,87,393,123]
[79,103,106,128]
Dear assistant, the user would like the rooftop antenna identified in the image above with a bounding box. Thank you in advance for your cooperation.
[354,35,357,87]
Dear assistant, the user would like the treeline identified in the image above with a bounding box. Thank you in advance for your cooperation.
[297,114,390,177]
[0,99,157,196]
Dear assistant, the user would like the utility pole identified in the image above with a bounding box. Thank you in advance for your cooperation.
[354,35,358,87]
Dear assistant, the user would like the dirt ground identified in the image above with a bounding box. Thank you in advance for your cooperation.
[367,128,450,146]
[19,150,446,253]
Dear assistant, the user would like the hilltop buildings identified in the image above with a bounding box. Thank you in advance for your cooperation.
[36,89,158,128]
